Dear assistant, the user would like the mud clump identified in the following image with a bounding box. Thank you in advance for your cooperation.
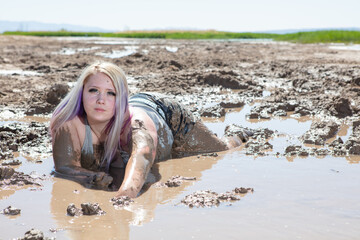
[301,121,339,145]
[245,140,273,155]
[18,228,53,240]
[155,175,196,188]
[341,121,360,155]
[67,202,105,216]
[81,203,106,215]
[67,204,83,217]
[201,152,218,157]
[45,83,69,105]
[220,101,245,108]
[285,145,310,156]
[0,166,15,180]
[1,159,22,166]
[200,104,225,118]
[26,64,51,73]
[197,72,248,89]
[234,187,254,194]
[284,121,360,157]
[224,124,255,143]
[1,206,21,215]
[224,124,275,155]
[111,196,134,209]
[0,122,51,161]
[182,190,220,208]
[246,102,299,120]
[284,145,331,157]
[181,187,254,208]
[327,97,353,118]
[0,167,45,187]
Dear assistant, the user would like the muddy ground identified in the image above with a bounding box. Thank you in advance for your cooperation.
[1,35,360,161]
[1,35,360,239]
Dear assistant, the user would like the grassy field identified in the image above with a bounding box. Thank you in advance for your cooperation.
[2,30,360,44]
[274,30,360,43]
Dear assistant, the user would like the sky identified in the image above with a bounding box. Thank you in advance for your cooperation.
[1,0,359,32]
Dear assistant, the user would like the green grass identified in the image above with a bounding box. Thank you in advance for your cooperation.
[274,30,360,44]
[2,30,360,44]
[2,30,276,39]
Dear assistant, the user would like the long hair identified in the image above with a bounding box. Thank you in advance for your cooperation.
[50,61,129,171]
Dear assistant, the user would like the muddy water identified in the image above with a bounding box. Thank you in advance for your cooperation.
[1,109,360,239]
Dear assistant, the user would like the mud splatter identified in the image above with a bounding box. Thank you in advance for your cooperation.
[181,187,254,208]
[17,228,51,240]
[154,175,196,188]
[67,202,105,216]
[0,167,45,187]
[110,196,134,209]
[1,206,21,215]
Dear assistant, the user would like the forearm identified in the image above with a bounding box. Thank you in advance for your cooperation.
[54,165,113,189]
[55,165,97,177]
[115,115,157,198]
[117,153,152,198]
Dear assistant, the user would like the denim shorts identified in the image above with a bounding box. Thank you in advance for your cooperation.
[129,92,196,142]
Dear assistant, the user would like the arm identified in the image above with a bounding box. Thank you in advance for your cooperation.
[115,116,158,198]
[52,121,113,189]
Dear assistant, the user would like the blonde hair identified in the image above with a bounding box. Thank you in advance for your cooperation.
[50,61,129,171]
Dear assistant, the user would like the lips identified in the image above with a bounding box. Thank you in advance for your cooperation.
[95,108,105,112]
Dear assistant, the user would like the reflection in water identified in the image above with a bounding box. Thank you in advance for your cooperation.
[49,152,222,239]
[2,108,360,239]
[204,104,313,138]
[50,178,131,239]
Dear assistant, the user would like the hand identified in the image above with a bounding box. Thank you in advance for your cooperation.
[88,172,113,189]
[114,188,138,198]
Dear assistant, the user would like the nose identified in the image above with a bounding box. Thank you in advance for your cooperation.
[96,92,105,104]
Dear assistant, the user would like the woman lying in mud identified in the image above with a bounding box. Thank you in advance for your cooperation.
[50,61,246,198]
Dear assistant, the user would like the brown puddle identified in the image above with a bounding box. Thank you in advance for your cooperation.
[1,110,360,240]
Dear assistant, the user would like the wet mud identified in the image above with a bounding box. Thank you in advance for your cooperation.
[1,36,360,239]
[0,166,45,187]
[18,228,53,240]
[154,175,197,188]
[110,196,134,209]
[1,205,21,215]
[0,121,51,160]
[1,36,360,160]
[180,187,254,208]
[67,202,106,216]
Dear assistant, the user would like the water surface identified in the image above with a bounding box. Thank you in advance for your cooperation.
[1,108,359,240]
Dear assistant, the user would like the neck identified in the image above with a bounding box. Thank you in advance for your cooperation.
[86,118,109,142]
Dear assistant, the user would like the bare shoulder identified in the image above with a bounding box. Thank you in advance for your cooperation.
[130,107,156,131]
[54,116,84,145]
[129,107,158,147]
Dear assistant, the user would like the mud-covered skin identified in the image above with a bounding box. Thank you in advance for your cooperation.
[80,144,103,171]
[157,93,244,153]
[129,93,241,158]
[172,121,228,156]
[52,122,113,189]
[113,95,243,198]
[116,111,157,198]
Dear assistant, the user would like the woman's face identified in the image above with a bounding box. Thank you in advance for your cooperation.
[82,72,116,125]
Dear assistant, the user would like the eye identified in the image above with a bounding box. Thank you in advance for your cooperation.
[107,91,116,97]
[89,88,98,93]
